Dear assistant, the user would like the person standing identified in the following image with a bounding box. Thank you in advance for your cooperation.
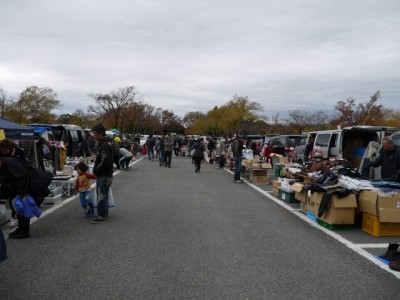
[74,162,96,218]
[164,133,174,168]
[370,136,400,181]
[174,137,181,157]
[0,139,27,228]
[90,124,114,224]
[232,135,244,183]
[0,157,31,238]
[146,134,156,161]
[304,136,315,163]
[158,135,166,166]
[193,138,206,172]
[216,138,227,168]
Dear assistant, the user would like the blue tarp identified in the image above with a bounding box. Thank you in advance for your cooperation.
[0,118,34,140]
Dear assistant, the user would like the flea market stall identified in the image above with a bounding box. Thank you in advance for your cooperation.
[271,152,400,236]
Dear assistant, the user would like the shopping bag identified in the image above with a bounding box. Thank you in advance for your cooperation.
[92,187,115,208]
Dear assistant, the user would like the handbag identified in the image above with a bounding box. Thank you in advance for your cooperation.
[190,148,196,156]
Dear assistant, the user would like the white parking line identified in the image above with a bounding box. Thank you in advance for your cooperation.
[225,168,400,279]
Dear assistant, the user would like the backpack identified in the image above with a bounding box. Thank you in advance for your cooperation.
[28,167,53,197]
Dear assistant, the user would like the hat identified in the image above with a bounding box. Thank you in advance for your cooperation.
[114,136,121,143]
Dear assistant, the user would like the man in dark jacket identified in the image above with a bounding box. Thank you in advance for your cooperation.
[90,124,114,224]
[232,135,244,183]
[370,137,400,181]
[0,157,31,238]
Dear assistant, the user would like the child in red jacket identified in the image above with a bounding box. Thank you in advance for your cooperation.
[74,162,96,218]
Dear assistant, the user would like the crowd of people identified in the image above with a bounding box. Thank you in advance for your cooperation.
[1,131,400,274]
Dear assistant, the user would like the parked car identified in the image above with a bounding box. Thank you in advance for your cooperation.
[298,126,399,168]
[293,134,309,163]
[263,135,302,160]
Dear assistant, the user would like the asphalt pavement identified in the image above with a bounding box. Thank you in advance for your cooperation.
[1,155,400,299]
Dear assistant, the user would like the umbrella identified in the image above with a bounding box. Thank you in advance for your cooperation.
[110,128,120,134]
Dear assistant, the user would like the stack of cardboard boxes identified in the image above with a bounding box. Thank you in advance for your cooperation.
[249,162,272,184]
[358,190,400,236]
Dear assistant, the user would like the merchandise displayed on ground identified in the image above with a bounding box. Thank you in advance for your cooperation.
[241,154,400,237]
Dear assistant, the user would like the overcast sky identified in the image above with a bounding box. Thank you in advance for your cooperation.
[1,0,399,119]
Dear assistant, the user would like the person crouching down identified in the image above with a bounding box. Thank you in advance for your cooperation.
[74,162,96,218]
[118,147,133,170]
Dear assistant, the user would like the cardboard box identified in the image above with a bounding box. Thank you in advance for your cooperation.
[272,180,281,197]
[250,169,268,179]
[279,157,289,164]
[261,163,272,169]
[290,182,308,203]
[312,190,357,225]
[358,190,400,223]
[269,153,283,158]
[251,175,268,184]
[306,192,319,216]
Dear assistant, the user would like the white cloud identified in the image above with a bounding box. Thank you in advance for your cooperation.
[1,0,399,118]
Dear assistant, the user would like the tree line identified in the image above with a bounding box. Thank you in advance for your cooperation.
[1,85,399,136]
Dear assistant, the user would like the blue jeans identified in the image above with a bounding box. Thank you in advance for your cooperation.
[233,156,242,180]
[96,176,112,218]
[148,147,154,160]
[79,191,93,207]
[159,149,165,165]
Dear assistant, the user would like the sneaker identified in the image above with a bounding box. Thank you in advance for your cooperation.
[9,218,18,228]
[84,210,94,218]
[235,180,244,183]
[91,217,106,224]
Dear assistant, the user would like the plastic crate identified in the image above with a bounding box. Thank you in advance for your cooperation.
[278,188,299,203]
[49,186,62,197]
[316,218,353,230]
[362,213,400,237]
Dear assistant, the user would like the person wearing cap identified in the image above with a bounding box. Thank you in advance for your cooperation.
[90,124,114,224]
[232,135,244,183]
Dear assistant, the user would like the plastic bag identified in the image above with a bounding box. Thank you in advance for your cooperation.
[92,187,115,208]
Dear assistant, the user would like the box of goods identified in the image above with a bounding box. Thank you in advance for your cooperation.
[312,189,357,225]
[358,190,400,223]
[290,183,308,203]
[278,187,299,203]
[362,212,400,237]
[279,157,289,164]
[261,163,272,169]
[250,169,268,183]
[272,180,281,197]
[251,175,268,184]
[251,162,261,169]
[306,194,319,217]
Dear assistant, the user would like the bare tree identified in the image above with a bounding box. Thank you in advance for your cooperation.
[334,91,384,126]
[88,86,139,130]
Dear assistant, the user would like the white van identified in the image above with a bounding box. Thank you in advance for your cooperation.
[297,126,399,167]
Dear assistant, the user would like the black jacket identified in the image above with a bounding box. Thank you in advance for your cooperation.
[0,157,30,199]
[370,145,400,180]
[93,137,114,177]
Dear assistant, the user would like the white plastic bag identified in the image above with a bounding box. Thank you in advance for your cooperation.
[92,187,115,208]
